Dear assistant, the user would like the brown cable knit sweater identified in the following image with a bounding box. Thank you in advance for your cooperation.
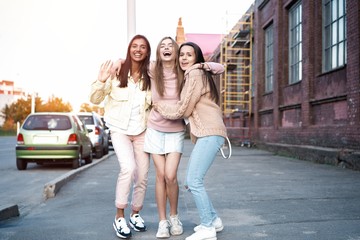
[155,66,227,143]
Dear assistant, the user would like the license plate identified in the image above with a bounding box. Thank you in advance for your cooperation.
[33,136,58,144]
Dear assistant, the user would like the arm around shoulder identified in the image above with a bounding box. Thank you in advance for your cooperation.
[204,62,225,75]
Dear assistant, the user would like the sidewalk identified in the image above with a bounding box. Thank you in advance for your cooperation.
[1,139,360,240]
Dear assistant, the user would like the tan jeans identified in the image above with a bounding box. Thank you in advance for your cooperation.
[111,130,150,211]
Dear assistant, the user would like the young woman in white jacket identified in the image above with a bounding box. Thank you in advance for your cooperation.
[90,34,152,239]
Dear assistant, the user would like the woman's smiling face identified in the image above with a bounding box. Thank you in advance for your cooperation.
[159,38,176,63]
[130,38,149,63]
[179,45,196,71]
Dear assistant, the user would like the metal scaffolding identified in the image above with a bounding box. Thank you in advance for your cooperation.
[220,13,253,147]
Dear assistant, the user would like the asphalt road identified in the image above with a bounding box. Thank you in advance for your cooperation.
[1,139,360,240]
[0,136,110,219]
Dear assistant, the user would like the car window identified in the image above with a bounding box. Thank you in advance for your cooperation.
[72,116,84,132]
[78,115,94,125]
[23,115,71,130]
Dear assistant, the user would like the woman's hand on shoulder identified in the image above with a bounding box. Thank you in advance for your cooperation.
[152,102,158,111]
[97,60,113,83]
[110,58,125,78]
[187,63,201,71]
[186,62,209,72]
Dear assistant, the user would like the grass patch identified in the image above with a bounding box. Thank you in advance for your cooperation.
[0,129,17,136]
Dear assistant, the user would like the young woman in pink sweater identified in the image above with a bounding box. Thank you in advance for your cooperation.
[144,37,185,238]
[154,42,227,240]
[146,37,225,239]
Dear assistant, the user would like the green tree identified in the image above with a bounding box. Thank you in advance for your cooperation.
[79,103,103,115]
[40,95,72,112]
[79,103,93,112]
[0,94,34,130]
[1,94,73,130]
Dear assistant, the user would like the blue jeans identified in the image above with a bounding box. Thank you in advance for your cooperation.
[185,135,225,227]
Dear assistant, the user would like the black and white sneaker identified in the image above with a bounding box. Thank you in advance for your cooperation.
[129,213,147,232]
[113,217,132,239]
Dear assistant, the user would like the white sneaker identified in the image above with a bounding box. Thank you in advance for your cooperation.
[169,214,183,235]
[156,220,170,238]
[129,213,147,232]
[186,225,217,240]
[194,217,223,232]
[113,217,132,239]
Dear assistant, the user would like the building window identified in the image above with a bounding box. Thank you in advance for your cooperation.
[265,24,274,92]
[323,0,347,72]
[289,1,302,84]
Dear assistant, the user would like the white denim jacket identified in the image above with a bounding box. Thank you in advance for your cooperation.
[90,76,152,134]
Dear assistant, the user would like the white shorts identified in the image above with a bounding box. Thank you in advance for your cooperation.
[144,127,185,154]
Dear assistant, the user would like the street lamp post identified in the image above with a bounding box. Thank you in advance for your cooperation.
[127,0,136,42]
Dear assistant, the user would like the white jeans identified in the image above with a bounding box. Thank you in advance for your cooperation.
[111,130,150,211]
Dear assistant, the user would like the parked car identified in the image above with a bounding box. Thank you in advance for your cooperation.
[77,112,109,158]
[15,112,93,170]
[100,116,112,150]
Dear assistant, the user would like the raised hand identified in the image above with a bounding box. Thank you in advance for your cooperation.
[110,58,125,77]
[97,60,113,83]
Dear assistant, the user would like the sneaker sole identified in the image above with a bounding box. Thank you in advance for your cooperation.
[129,221,147,232]
[215,225,224,232]
[193,226,223,233]
[113,223,131,239]
[156,234,170,239]
[170,229,183,236]
[185,237,217,240]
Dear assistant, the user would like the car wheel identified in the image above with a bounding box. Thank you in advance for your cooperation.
[84,148,93,164]
[16,158,27,170]
[104,142,109,155]
[72,151,82,169]
[103,145,108,155]
[95,147,103,159]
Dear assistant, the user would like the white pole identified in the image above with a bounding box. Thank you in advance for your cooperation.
[127,0,136,42]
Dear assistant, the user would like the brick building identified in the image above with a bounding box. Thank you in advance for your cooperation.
[206,0,360,169]
[250,0,360,169]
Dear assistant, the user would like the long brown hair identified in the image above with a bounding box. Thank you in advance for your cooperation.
[154,36,183,96]
[117,34,151,91]
[178,42,219,104]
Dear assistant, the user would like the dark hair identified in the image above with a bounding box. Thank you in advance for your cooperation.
[117,34,151,90]
[178,42,219,104]
[154,36,183,96]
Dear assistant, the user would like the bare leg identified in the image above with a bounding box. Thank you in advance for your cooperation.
[152,154,168,220]
[165,152,182,216]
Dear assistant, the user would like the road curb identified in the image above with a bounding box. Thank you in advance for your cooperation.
[43,152,115,199]
[0,204,20,221]
[0,152,115,222]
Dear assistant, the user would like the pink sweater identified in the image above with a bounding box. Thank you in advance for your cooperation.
[147,62,185,132]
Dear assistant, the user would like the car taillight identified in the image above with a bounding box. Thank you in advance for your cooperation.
[67,133,78,145]
[95,126,100,135]
[17,133,24,145]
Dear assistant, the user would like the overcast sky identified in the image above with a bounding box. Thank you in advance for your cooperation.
[0,0,254,110]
